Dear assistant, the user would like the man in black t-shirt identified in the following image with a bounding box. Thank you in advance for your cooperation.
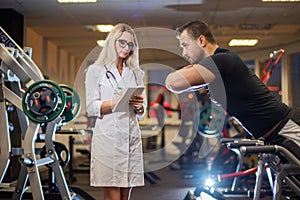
[165,20,300,159]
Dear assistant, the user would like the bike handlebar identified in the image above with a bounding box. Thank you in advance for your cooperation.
[240,145,300,166]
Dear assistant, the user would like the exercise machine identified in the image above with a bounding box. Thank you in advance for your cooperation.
[185,138,300,199]
[0,26,91,199]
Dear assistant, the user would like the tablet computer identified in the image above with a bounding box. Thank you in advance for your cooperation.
[112,86,144,112]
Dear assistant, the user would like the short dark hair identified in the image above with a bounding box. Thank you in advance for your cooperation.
[176,20,216,44]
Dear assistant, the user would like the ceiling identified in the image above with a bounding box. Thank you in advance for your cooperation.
[0,0,300,63]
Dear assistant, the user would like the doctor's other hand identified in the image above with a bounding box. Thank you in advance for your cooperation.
[129,94,144,114]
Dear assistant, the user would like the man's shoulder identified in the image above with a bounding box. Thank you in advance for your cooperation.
[214,47,230,54]
[210,48,245,71]
[212,48,240,61]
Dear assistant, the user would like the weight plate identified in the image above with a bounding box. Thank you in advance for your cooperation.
[59,84,81,123]
[40,141,70,168]
[22,80,66,123]
[196,104,225,137]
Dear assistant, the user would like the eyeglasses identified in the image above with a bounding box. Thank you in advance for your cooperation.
[118,39,135,51]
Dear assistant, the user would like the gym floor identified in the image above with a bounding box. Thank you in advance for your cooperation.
[69,163,198,200]
[0,127,284,200]
[59,125,277,200]
[68,154,273,200]
[0,150,278,200]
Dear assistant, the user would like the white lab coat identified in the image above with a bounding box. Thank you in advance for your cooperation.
[85,63,146,187]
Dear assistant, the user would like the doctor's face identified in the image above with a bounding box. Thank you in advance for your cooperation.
[115,31,135,59]
[178,29,207,64]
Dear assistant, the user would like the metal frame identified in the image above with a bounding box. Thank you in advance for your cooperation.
[187,139,300,199]
[0,26,72,200]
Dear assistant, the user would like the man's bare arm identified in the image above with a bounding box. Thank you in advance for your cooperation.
[165,64,215,93]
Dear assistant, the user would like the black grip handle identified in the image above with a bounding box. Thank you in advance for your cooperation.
[228,140,263,148]
[240,145,277,154]
[220,138,239,143]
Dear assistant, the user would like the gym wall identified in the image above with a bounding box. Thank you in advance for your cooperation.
[25,27,82,85]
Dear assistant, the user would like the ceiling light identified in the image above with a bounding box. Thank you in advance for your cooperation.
[239,24,272,30]
[228,39,258,47]
[96,25,114,32]
[262,0,300,1]
[97,40,106,47]
[57,0,97,3]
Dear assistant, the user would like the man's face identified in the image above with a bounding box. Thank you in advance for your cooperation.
[178,29,207,64]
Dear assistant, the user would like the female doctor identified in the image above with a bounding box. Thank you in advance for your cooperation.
[85,23,146,200]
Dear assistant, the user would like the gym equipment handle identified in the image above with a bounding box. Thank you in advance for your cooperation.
[228,140,264,148]
[240,145,300,166]
[240,145,277,154]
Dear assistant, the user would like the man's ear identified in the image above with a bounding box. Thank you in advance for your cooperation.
[198,35,206,47]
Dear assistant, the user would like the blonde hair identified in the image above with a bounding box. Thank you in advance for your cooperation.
[94,23,139,70]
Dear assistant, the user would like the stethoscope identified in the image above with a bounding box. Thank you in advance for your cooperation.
[104,65,122,94]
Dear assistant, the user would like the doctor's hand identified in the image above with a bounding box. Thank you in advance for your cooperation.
[129,94,144,114]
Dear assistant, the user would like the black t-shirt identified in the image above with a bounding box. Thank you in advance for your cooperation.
[199,47,292,138]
